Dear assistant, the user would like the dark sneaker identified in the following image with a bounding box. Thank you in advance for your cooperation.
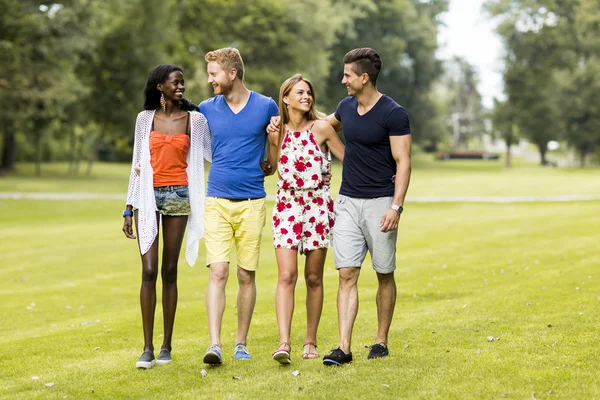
[367,343,389,359]
[323,347,352,366]
[203,344,223,365]
[135,351,155,369]
[156,349,172,365]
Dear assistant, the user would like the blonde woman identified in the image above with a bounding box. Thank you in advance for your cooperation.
[267,74,345,364]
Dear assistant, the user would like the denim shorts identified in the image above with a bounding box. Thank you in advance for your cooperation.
[154,186,191,216]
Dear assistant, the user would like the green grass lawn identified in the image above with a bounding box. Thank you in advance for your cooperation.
[2,154,599,197]
[1,159,599,399]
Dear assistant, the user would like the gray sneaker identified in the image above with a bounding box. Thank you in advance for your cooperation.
[135,351,155,369]
[203,344,223,365]
[156,349,172,365]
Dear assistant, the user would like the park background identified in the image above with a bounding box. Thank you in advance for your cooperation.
[1,0,599,399]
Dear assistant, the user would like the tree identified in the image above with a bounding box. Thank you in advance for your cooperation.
[486,0,600,166]
[444,56,487,150]
[491,98,519,168]
[177,0,345,101]
[0,1,94,175]
[324,0,449,149]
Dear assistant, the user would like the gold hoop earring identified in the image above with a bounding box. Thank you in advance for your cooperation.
[160,93,166,113]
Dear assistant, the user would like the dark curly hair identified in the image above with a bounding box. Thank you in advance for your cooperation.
[143,64,197,111]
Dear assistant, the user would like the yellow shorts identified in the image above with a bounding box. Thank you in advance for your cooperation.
[204,196,266,271]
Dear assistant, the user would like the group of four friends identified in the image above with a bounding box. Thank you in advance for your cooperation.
[122,46,412,369]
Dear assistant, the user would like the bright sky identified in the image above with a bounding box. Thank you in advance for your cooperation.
[437,0,505,108]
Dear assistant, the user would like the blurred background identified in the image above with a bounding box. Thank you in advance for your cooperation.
[1,0,599,177]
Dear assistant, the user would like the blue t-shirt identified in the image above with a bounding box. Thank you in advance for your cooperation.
[200,91,278,199]
[334,95,410,198]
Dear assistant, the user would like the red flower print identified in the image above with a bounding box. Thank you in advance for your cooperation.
[274,218,281,228]
[277,201,286,212]
[309,216,316,223]
[286,203,292,209]
[311,174,319,181]
[304,231,312,237]
[315,197,324,206]
[309,135,317,145]
[327,199,334,212]
[288,216,295,222]
[293,222,303,235]
[308,149,315,155]
[313,240,319,246]
[281,228,288,235]
[294,161,306,172]
[280,155,288,164]
[295,178,304,187]
[294,131,301,138]
[305,205,311,211]
[329,218,335,228]
[282,181,291,189]
[315,222,325,235]
[284,136,291,144]
[301,140,308,146]
[307,191,313,197]
[306,162,312,167]
[287,238,293,244]
[314,156,322,162]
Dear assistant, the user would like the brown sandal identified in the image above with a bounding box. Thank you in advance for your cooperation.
[272,342,291,364]
[302,342,318,359]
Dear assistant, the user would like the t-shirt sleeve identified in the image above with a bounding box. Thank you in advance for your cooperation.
[268,98,279,118]
[334,100,344,122]
[388,106,411,136]
[198,101,205,114]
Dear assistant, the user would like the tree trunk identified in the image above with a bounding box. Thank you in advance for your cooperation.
[68,127,77,175]
[505,141,512,169]
[580,148,586,168]
[537,142,547,165]
[1,130,16,172]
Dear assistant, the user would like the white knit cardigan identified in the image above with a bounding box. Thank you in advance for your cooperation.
[126,109,212,266]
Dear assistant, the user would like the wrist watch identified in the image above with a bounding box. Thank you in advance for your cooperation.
[391,204,403,215]
[123,210,134,217]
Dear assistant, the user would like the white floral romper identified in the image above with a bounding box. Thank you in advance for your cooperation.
[272,126,334,254]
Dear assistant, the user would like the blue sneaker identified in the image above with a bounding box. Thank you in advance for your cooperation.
[233,343,251,360]
[203,344,222,365]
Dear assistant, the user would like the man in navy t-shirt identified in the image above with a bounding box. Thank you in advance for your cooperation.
[199,48,278,365]
[321,48,412,366]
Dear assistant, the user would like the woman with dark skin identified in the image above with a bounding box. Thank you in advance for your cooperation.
[123,64,211,368]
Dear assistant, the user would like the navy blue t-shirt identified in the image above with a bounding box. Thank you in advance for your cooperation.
[334,95,410,198]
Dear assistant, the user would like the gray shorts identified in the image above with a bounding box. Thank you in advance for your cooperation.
[332,194,397,274]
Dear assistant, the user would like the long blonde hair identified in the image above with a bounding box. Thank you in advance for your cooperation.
[278,74,323,150]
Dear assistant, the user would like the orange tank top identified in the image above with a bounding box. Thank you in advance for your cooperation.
[150,131,191,187]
